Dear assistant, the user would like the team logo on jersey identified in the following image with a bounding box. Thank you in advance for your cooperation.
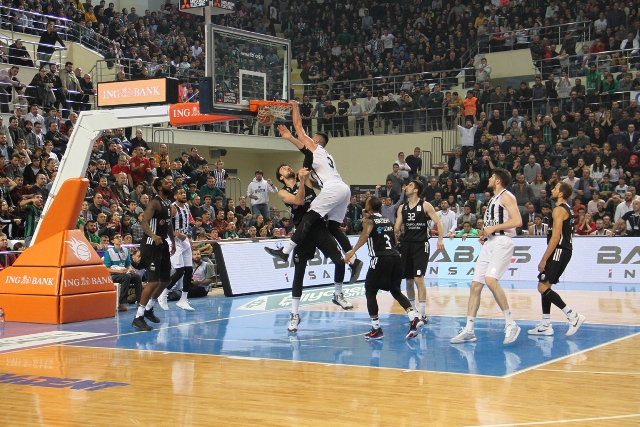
[159,220,165,225]
[417,205,421,211]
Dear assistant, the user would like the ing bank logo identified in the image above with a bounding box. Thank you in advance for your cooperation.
[65,237,92,262]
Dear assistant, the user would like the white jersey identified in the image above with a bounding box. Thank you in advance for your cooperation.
[172,202,191,234]
[484,189,516,237]
[311,145,343,188]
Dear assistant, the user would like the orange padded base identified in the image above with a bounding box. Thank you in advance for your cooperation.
[0,294,60,323]
[59,291,116,324]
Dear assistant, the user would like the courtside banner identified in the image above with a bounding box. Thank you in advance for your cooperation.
[97,78,178,107]
[169,103,237,126]
[213,237,640,296]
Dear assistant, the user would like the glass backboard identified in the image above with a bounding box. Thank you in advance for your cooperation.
[207,24,290,112]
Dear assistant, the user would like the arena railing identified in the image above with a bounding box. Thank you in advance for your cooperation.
[475,21,592,55]
[532,46,640,79]
[0,34,67,69]
[0,6,112,55]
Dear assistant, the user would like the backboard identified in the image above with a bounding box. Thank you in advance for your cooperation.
[206,24,291,114]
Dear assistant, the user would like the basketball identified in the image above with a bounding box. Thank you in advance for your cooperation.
[257,107,276,126]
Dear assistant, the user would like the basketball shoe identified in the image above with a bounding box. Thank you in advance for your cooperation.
[365,327,383,340]
[332,293,353,309]
[528,323,554,335]
[566,313,585,336]
[287,313,300,333]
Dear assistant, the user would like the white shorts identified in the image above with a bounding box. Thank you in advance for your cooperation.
[166,236,193,268]
[309,182,351,222]
[472,235,514,285]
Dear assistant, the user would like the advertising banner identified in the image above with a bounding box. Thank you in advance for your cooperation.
[169,102,237,126]
[97,78,178,108]
[213,237,640,296]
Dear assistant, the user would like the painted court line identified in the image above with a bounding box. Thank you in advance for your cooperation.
[0,331,106,353]
[461,412,640,426]
[65,344,497,378]
[502,331,640,378]
[536,368,640,375]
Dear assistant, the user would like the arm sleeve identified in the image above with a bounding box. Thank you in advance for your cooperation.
[300,147,314,170]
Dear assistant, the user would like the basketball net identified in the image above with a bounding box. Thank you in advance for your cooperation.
[258,103,291,120]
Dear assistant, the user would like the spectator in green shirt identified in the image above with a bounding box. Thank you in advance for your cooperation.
[583,62,602,106]
[84,220,101,248]
[20,193,43,241]
[455,221,479,240]
[199,176,225,205]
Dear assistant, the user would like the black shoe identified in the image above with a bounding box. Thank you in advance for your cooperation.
[348,258,364,284]
[365,327,384,340]
[264,246,289,262]
[144,308,160,323]
[407,317,421,339]
[132,317,153,332]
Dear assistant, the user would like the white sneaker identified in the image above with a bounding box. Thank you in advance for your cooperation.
[332,293,354,310]
[450,328,477,344]
[157,296,169,311]
[176,300,195,312]
[566,313,585,336]
[288,313,301,333]
[503,323,521,344]
[528,323,554,335]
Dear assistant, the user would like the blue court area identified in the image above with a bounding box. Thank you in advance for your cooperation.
[2,280,639,377]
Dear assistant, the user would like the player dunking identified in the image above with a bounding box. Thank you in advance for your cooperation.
[345,196,422,340]
[275,164,352,332]
[451,168,522,345]
[266,100,363,284]
[530,182,585,336]
[395,179,445,326]
[133,177,176,332]
[157,187,196,312]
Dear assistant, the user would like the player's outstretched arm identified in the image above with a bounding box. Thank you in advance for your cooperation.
[394,203,404,238]
[345,218,373,264]
[277,124,304,150]
[290,100,317,152]
[424,202,445,250]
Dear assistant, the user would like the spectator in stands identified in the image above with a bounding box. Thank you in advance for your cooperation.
[103,233,142,311]
[247,170,276,220]
[37,21,66,66]
[61,62,83,117]
[8,39,33,68]
[437,200,457,238]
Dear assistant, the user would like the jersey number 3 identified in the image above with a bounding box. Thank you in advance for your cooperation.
[327,156,335,169]
[383,234,392,249]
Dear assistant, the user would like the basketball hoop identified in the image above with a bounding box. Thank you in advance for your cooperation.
[252,101,292,126]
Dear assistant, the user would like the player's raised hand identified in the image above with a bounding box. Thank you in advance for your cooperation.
[298,168,309,179]
[290,99,300,109]
[375,184,381,190]
[277,124,292,139]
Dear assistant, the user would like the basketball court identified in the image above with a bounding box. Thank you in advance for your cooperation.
[1,278,639,426]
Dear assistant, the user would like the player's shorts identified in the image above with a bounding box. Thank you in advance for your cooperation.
[166,236,193,269]
[400,240,430,279]
[140,241,172,282]
[294,220,342,263]
[309,182,351,222]
[538,248,572,285]
[472,235,514,285]
[365,256,402,292]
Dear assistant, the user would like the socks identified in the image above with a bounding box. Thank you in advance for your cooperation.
[371,317,380,329]
[542,314,551,326]
[419,301,426,317]
[503,309,515,325]
[409,299,416,311]
[465,316,475,331]
[292,297,300,315]
[179,289,188,302]
[334,283,343,295]
[562,306,577,319]
[145,299,156,311]
[136,305,145,318]
[282,240,297,255]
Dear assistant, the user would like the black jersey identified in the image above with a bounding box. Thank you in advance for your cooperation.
[401,199,430,242]
[367,213,398,257]
[283,182,317,226]
[145,195,172,245]
[548,203,573,251]
[621,211,640,237]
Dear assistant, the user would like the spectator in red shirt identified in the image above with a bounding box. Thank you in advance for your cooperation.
[212,209,229,235]
[111,155,133,186]
[590,38,605,54]
[129,146,151,185]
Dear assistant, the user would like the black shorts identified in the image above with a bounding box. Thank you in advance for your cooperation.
[365,256,402,292]
[538,248,572,285]
[140,241,172,282]
[294,220,342,263]
[400,240,430,279]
